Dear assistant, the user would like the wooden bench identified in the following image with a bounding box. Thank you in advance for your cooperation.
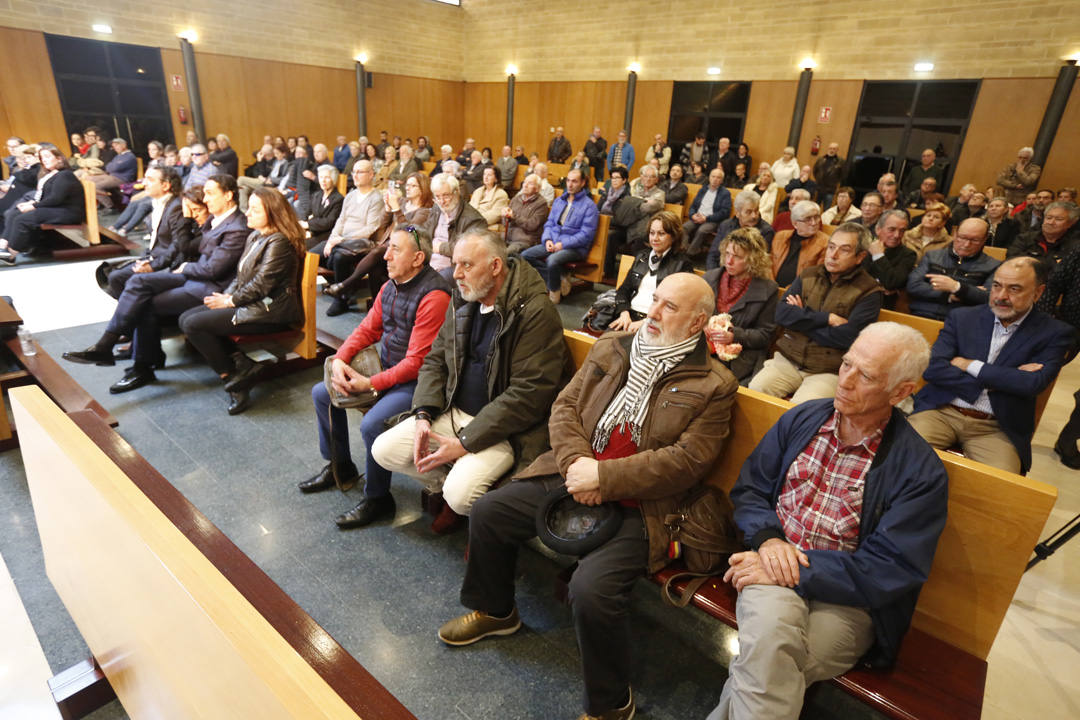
[422,161,436,175]
[41,177,139,260]
[0,548,62,718]
[984,246,1006,261]
[565,214,610,285]
[559,329,1058,720]
[10,385,416,719]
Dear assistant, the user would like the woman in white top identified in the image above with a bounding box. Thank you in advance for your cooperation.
[470,166,509,231]
[820,185,862,225]
[769,146,800,187]
[744,169,779,224]
[607,210,695,331]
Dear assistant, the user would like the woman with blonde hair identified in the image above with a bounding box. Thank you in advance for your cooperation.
[903,201,951,260]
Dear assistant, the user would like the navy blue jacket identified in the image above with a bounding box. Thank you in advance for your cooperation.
[731,399,948,667]
[105,151,138,183]
[688,183,732,225]
[912,304,1076,474]
[180,208,249,292]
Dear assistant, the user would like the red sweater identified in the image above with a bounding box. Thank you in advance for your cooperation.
[333,281,450,392]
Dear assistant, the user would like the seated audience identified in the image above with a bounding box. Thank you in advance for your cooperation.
[1007,200,1079,271]
[425,172,487,274]
[439,273,736,720]
[745,169,779,224]
[770,201,828,287]
[750,223,882,403]
[717,137,737,176]
[607,210,694,332]
[303,165,344,250]
[0,146,84,265]
[1014,188,1055,232]
[953,190,987,224]
[301,226,452,526]
[597,166,630,217]
[644,133,671,176]
[946,183,977,213]
[863,210,916,309]
[529,162,555,206]
[567,150,591,181]
[784,165,817,201]
[709,322,946,720]
[388,144,419,185]
[770,187,811,233]
[432,144,461,178]
[684,168,732,256]
[725,161,749,188]
[706,190,776,271]
[342,141,362,187]
[1058,187,1077,203]
[770,147,800,188]
[469,166,509,231]
[901,148,944,196]
[0,144,41,220]
[503,173,550,255]
[209,134,238,178]
[522,169,599,304]
[908,257,1074,475]
[371,229,569,530]
[495,145,518,192]
[996,146,1041,206]
[547,127,572,164]
[857,191,884,236]
[660,162,688,205]
[606,130,635,174]
[902,201,951,260]
[239,143,290,210]
[734,143,753,176]
[604,165,665,276]
[904,177,938,209]
[461,150,490,198]
[3,136,25,174]
[688,160,708,186]
[984,196,1020,248]
[177,187,305,414]
[820,185,861,225]
[87,137,138,208]
[63,174,248,393]
[907,218,1000,320]
[374,145,397,190]
[414,136,431,165]
[704,228,779,384]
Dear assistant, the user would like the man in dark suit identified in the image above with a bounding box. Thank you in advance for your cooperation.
[64,174,248,393]
[101,167,193,298]
[908,256,1076,474]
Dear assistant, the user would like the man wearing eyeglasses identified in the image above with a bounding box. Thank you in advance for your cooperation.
[183,144,216,190]
[906,218,1000,321]
[3,137,24,177]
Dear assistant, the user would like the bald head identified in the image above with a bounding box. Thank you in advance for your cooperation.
[641,273,714,346]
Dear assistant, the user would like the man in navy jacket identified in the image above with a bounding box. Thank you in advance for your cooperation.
[520,168,598,304]
[908,256,1075,474]
[709,322,948,720]
[683,168,732,255]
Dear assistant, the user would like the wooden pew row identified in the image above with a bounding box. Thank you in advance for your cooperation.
[0,549,62,718]
[11,385,416,720]
[40,177,140,260]
[560,328,1058,720]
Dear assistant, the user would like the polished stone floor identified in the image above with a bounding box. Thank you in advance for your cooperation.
[1,250,1078,719]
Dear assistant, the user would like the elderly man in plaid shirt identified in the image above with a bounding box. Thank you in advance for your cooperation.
[708,322,949,720]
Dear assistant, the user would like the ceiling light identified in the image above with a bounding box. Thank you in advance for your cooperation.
[799,57,817,70]
[355,52,368,64]
[627,62,641,74]
[706,67,722,75]
[505,64,518,76]
[914,62,934,72]
[92,24,112,34]
[177,29,198,43]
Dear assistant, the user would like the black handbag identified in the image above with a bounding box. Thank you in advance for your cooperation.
[660,485,742,607]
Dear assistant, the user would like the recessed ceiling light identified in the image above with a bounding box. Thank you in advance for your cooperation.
[707,67,722,75]
[355,52,368,64]
[799,57,817,70]
[627,62,641,74]
[92,24,112,34]
[177,29,198,43]
[505,64,518,76]
[914,62,934,72]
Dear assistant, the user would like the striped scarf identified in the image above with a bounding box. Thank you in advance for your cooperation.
[592,329,699,453]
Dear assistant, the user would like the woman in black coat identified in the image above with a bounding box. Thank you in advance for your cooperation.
[178,186,305,414]
[304,165,344,250]
[607,210,695,331]
[0,144,40,221]
[702,227,779,385]
[985,196,1020,248]
[660,163,689,205]
[0,146,85,264]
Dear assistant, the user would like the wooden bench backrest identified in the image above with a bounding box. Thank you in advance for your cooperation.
[514,164,527,190]
[878,308,942,349]
[683,183,701,219]
[337,173,348,196]
[547,162,569,185]
[80,177,100,245]
[571,214,609,284]
[293,252,319,359]
[136,156,144,180]
[664,202,684,219]
[422,161,436,174]
[616,253,634,287]
[559,328,1057,661]
[983,246,1006,261]
[9,386,381,719]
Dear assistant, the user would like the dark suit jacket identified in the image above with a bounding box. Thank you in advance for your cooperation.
[180,209,249,292]
[913,304,1076,474]
[34,169,85,225]
[306,189,344,246]
[148,197,198,270]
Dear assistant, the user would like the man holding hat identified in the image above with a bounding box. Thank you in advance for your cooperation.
[437,272,738,720]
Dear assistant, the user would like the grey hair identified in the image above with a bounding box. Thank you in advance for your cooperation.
[640,164,658,178]
[790,200,819,222]
[216,133,230,143]
[1018,146,1034,157]
[394,223,433,264]
[734,189,761,212]
[1046,200,1080,222]
[832,221,872,254]
[876,209,910,230]
[535,162,548,175]
[961,183,977,193]
[459,228,508,265]
[856,322,930,390]
[313,143,328,155]
[431,172,460,196]
[191,143,206,154]
[316,164,339,182]
[788,188,811,204]
[440,144,453,153]
[783,146,795,155]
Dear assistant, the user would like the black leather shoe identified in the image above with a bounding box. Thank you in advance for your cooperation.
[1054,438,1080,470]
[109,366,155,393]
[113,343,132,360]
[324,282,350,300]
[223,354,265,392]
[299,462,360,493]
[227,389,252,415]
[325,298,350,317]
[63,347,116,366]
[335,494,396,529]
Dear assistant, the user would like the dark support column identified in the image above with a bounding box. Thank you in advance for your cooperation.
[1032,59,1078,166]
[355,61,367,138]
[506,73,515,146]
[787,68,813,152]
[179,38,206,144]
[624,70,638,140]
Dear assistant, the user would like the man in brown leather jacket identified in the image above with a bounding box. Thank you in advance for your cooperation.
[437,273,738,720]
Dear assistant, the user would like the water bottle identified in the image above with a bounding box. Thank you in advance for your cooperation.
[17,327,36,356]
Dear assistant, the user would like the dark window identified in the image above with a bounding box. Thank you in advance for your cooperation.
[859,82,917,117]
[107,44,163,81]
[47,36,108,77]
[914,83,980,119]
[667,81,751,154]
[709,83,751,113]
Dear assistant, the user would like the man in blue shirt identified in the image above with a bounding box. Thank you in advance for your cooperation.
[520,168,599,304]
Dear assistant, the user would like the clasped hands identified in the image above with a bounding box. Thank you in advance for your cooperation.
[412,416,467,475]
[545,240,564,253]
[724,538,810,591]
[785,294,847,327]
[330,357,372,396]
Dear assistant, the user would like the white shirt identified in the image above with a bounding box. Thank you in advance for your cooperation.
[211,205,238,229]
[771,157,800,187]
[147,194,170,250]
[954,309,1032,416]
[629,249,669,315]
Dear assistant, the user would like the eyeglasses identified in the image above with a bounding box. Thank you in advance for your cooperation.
[192,152,205,156]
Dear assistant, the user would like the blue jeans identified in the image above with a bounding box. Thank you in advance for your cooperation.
[311,379,416,498]
[520,244,585,291]
[114,196,152,232]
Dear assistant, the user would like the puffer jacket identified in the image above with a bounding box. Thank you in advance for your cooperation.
[516,332,739,573]
[224,231,303,326]
[412,256,572,473]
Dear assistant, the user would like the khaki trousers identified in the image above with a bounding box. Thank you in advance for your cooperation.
[907,405,1021,474]
[707,584,874,720]
[749,352,839,404]
[370,407,515,514]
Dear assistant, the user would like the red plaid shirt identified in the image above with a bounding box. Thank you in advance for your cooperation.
[776,411,884,552]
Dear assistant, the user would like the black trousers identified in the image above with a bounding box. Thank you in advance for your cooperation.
[310,240,366,286]
[107,270,216,366]
[178,305,289,375]
[105,262,138,299]
[460,477,649,716]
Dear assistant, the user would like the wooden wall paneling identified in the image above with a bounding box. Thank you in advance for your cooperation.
[464,82,507,154]
[798,79,863,166]
[630,80,674,174]
[1036,77,1080,192]
[951,78,1055,192]
[194,52,254,155]
[159,49,189,147]
[0,28,69,150]
[744,81,797,172]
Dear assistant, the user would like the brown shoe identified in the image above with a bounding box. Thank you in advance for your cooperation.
[576,689,635,720]
[431,502,466,534]
[437,607,521,646]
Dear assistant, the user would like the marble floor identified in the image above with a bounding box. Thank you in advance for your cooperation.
[1,252,1078,719]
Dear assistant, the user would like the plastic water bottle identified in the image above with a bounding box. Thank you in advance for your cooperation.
[17,327,36,356]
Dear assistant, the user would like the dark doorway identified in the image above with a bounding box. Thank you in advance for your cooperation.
[667,81,751,155]
[44,34,173,161]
